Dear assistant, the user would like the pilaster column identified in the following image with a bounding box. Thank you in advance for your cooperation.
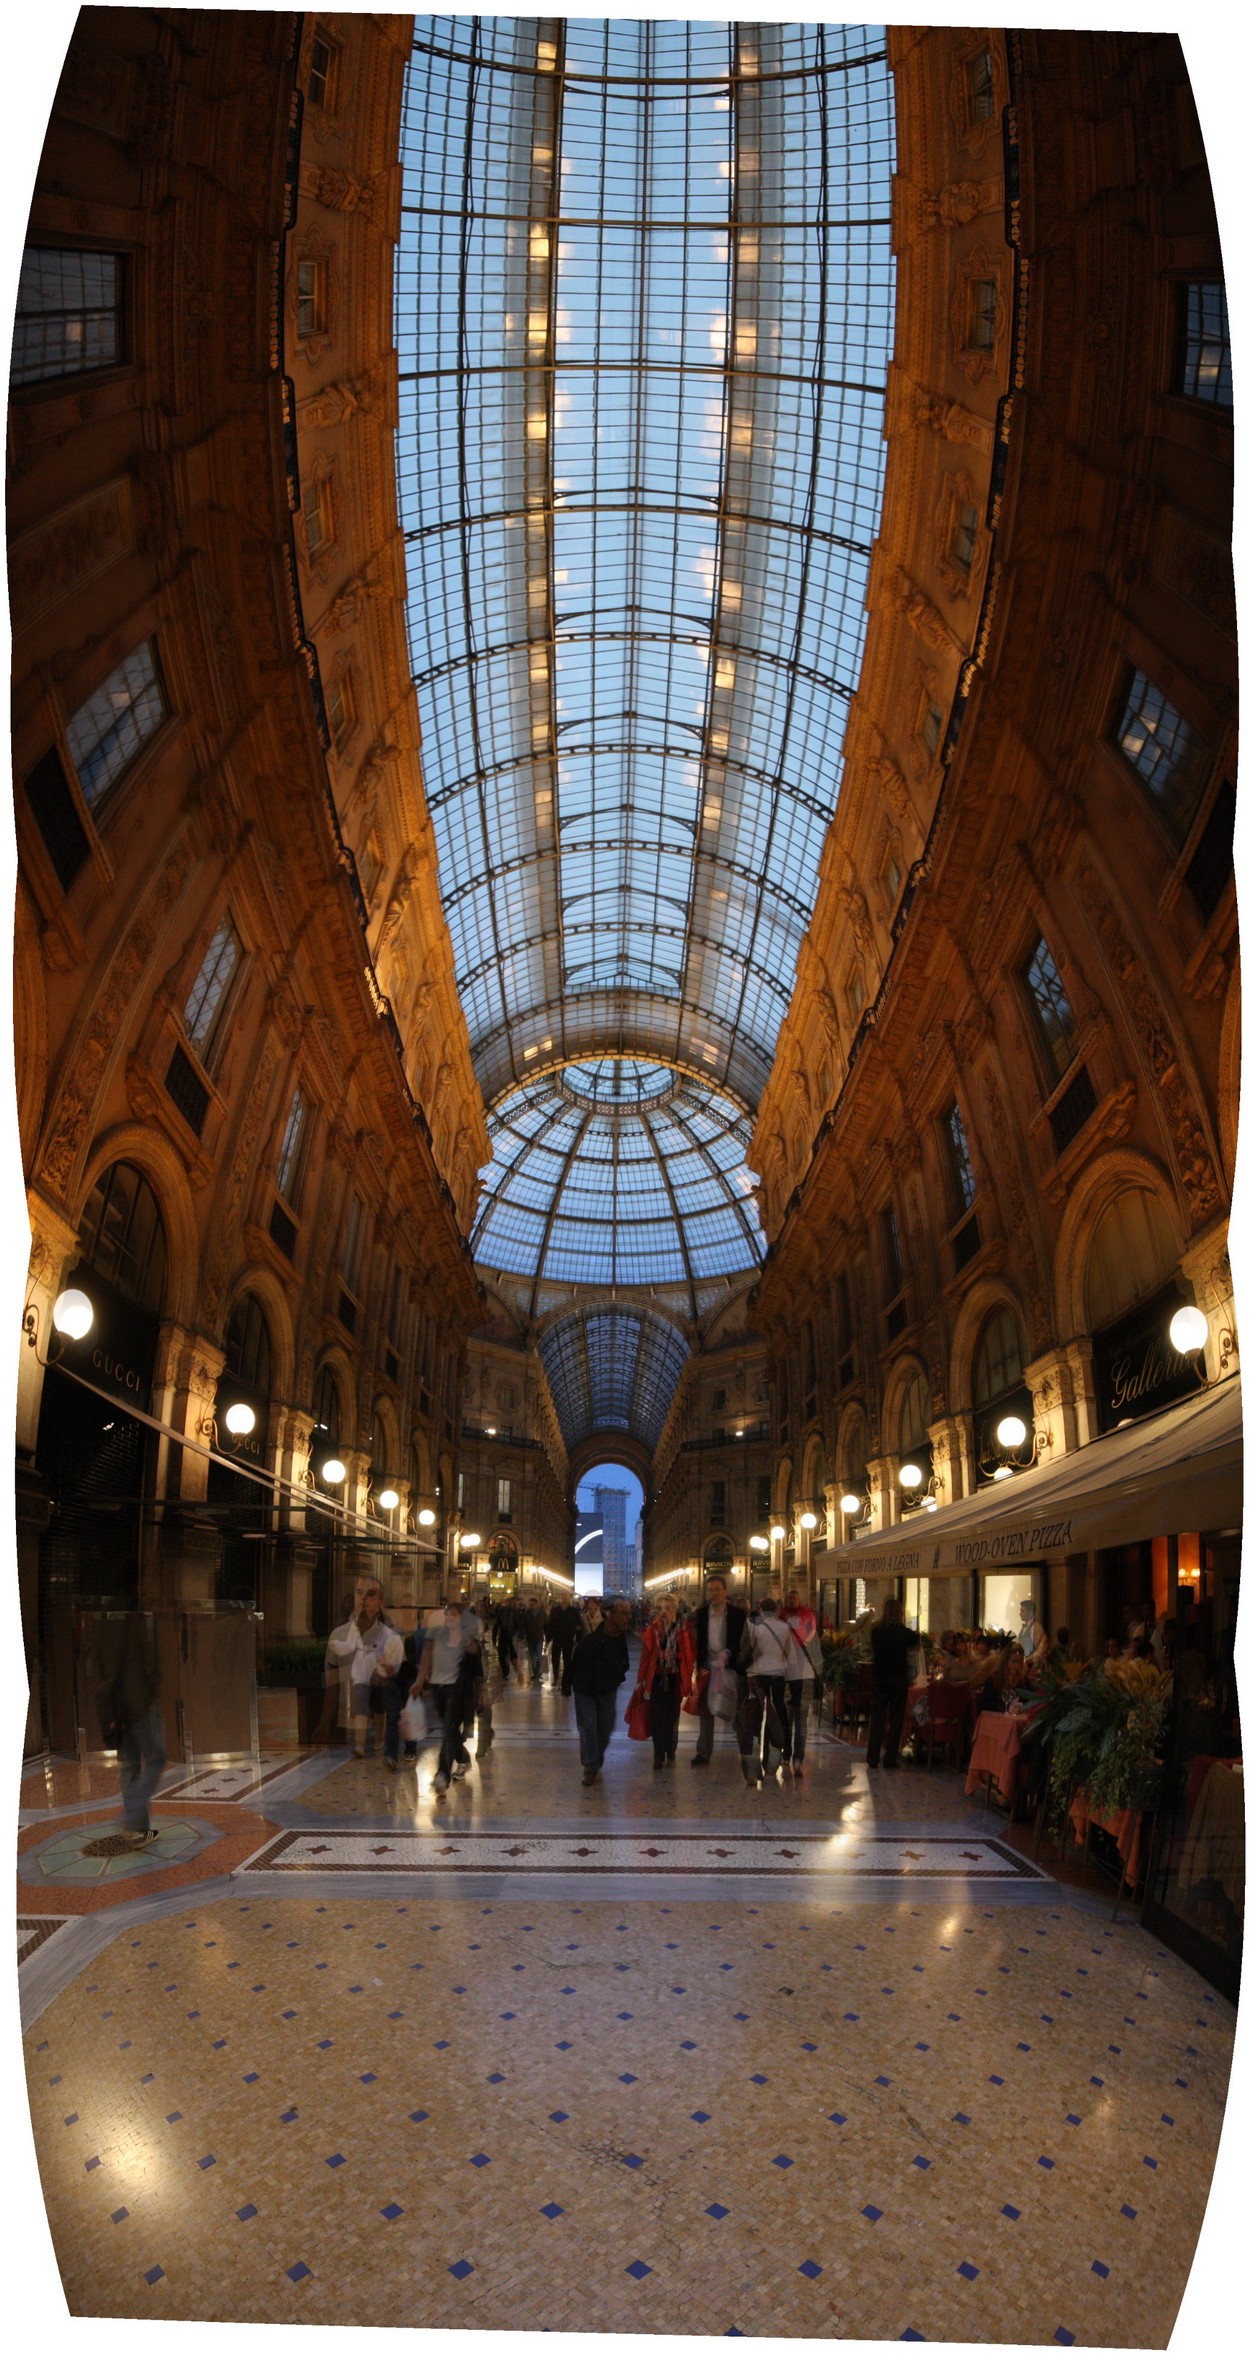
[927,1416,968,1504]
[1025,1347,1086,1457]
[1180,1218,1238,1380]
[18,1193,81,1458]
[866,1455,895,1530]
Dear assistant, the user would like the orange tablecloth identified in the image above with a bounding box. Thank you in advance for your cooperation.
[1068,1791,1145,1889]
[965,1708,1038,1804]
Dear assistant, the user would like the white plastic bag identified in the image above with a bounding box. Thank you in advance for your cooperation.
[707,1663,740,1722]
[398,1692,429,1745]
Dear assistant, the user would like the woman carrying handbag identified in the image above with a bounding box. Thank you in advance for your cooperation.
[635,1591,696,1769]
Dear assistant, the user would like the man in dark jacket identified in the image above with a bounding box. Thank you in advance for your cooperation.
[568,1599,632,1785]
[867,1595,912,1769]
[690,1574,749,1766]
[493,1597,516,1681]
[546,1598,576,1692]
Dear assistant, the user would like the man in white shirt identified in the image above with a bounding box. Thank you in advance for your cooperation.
[739,1598,800,1785]
[414,1598,484,1794]
[325,1576,406,1766]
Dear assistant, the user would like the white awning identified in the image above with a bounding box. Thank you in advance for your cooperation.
[820,1375,1243,1580]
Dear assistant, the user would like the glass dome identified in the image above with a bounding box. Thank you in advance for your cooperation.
[471,1058,764,1292]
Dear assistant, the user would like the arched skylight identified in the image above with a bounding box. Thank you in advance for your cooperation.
[472,1059,764,1303]
[396,18,894,1286]
[540,1306,690,1452]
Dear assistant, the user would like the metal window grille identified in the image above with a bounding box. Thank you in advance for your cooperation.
[184,916,241,1056]
[1179,282,1232,407]
[944,1102,976,1212]
[968,278,996,349]
[164,1045,210,1138]
[966,49,995,122]
[22,747,91,891]
[950,499,978,569]
[1023,934,1077,1087]
[276,1088,308,1200]
[1115,668,1206,835]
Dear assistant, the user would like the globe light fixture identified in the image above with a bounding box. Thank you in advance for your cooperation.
[51,1288,93,1340]
[321,1457,347,1485]
[459,1530,482,1549]
[1169,1304,1209,1355]
[378,1486,400,1511]
[223,1401,256,1437]
[921,1494,939,1513]
[840,1491,862,1516]
[995,1413,1028,1450]
[799,1510,819,1530]
[769,1523,786,1543]
[898,1462,924,1491]
[992,1463,1014,1482]
[748,1534,769,1553]
[485,1424,497,1435]
[417,1507,437,1528]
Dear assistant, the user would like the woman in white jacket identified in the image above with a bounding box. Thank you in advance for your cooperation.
[737,1597,800,1786]
[325,1576,406,1764]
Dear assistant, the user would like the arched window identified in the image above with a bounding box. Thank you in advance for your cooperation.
[78,1161,166,1315]
[973,1305,1033,1484]
[225,1293,272,1399]
[898,1370,930,1455]
[973,1306,1025,1409]
[312,1362,342,1453]
[1085,1187,1180,1332]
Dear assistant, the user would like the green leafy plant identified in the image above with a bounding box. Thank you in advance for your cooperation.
[819,1633,859,1694]
[259,1637,329,1685]
[1036,1659,1171,1827]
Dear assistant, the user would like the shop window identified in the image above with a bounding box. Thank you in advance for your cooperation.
[1175,281,1232,407]
[65,640,166,812]
[1114,667,1207,839]
[12,246,124,385]
[497,1476,512,1520]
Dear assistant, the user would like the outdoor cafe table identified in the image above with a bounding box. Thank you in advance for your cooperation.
[965,1704,1041,1807]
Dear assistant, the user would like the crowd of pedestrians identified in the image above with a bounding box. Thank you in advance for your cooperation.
[322,1575,829,1794]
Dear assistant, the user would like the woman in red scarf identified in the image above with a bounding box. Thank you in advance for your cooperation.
[637,1592,696,1769]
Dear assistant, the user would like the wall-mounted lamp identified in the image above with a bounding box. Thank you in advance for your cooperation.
[416,1506,437,1528]
[23,1285,95,1363]
[748,1533,770,1553]
[769,1523,786,1543]
[458,1530,482,1550]
[223,1401,256,1438]
[1169,1302,1236,1381]
[979,1407,1050,1485]
[799,1510,819,1531]
[321,1456,347,1486]
[377,1486,400,1511]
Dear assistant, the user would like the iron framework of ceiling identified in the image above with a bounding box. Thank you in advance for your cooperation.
[396,15,895,1297]
[539,1303,691,1456]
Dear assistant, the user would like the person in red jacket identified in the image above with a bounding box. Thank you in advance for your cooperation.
[637,1591,696,1769]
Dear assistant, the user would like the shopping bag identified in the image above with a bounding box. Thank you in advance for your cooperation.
[681,1667,707,1717]
[398,1692,428,1745]
[734,1680,763,1748]
[624,1685,651,1741]
[707,1663,740,1722]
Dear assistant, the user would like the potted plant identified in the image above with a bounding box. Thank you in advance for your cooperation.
[258,1636,338,1746]
[820,1632,860,1724]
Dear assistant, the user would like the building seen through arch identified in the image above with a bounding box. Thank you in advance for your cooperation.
[7,12,1243,2340]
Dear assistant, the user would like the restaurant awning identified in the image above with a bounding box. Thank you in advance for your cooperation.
[819,1375,1243,1580]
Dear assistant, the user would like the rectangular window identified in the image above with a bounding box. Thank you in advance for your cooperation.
[882,852,903,908]
[386,1265,406,1347]
[65,640,166,811]
[12,247,123,385]
[944,1102,977,1213]
[276,1086,308,1201]
[22,747,91,892]
[952,1212,981,1272]
[1177,282,1232,407]
[1050,1064,1097,1156]
[966,48,995,122]
[950,500,978,570]
[165,1044,210,1139]
[269,1200,297,1260]
[296,257,326,338]
[307,29,339,109]
[1023,935,1078,1088]
[968,279,997,350]
[341,1194,364,1293]
[711,1386,727,1411]
[881,1206,903,1302]
[1184,779,1236,924]
[456,1472,465,1511]
[184,915,241,1062]
[303,477,332,556]
[1115,668,1207,837]
[497,1477,512,1517]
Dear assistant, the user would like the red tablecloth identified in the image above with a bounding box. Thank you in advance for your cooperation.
[965,1709,1033,1804]
[1068,1791,1144,1888]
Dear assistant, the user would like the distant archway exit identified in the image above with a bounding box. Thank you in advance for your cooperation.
[574,1460,644,1596]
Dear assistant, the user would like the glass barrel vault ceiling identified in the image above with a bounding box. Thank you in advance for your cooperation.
[539,1305,691,1454]
[396,17,896,1288]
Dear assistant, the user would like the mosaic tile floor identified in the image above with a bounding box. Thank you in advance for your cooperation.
[17,1672,1240,2339]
